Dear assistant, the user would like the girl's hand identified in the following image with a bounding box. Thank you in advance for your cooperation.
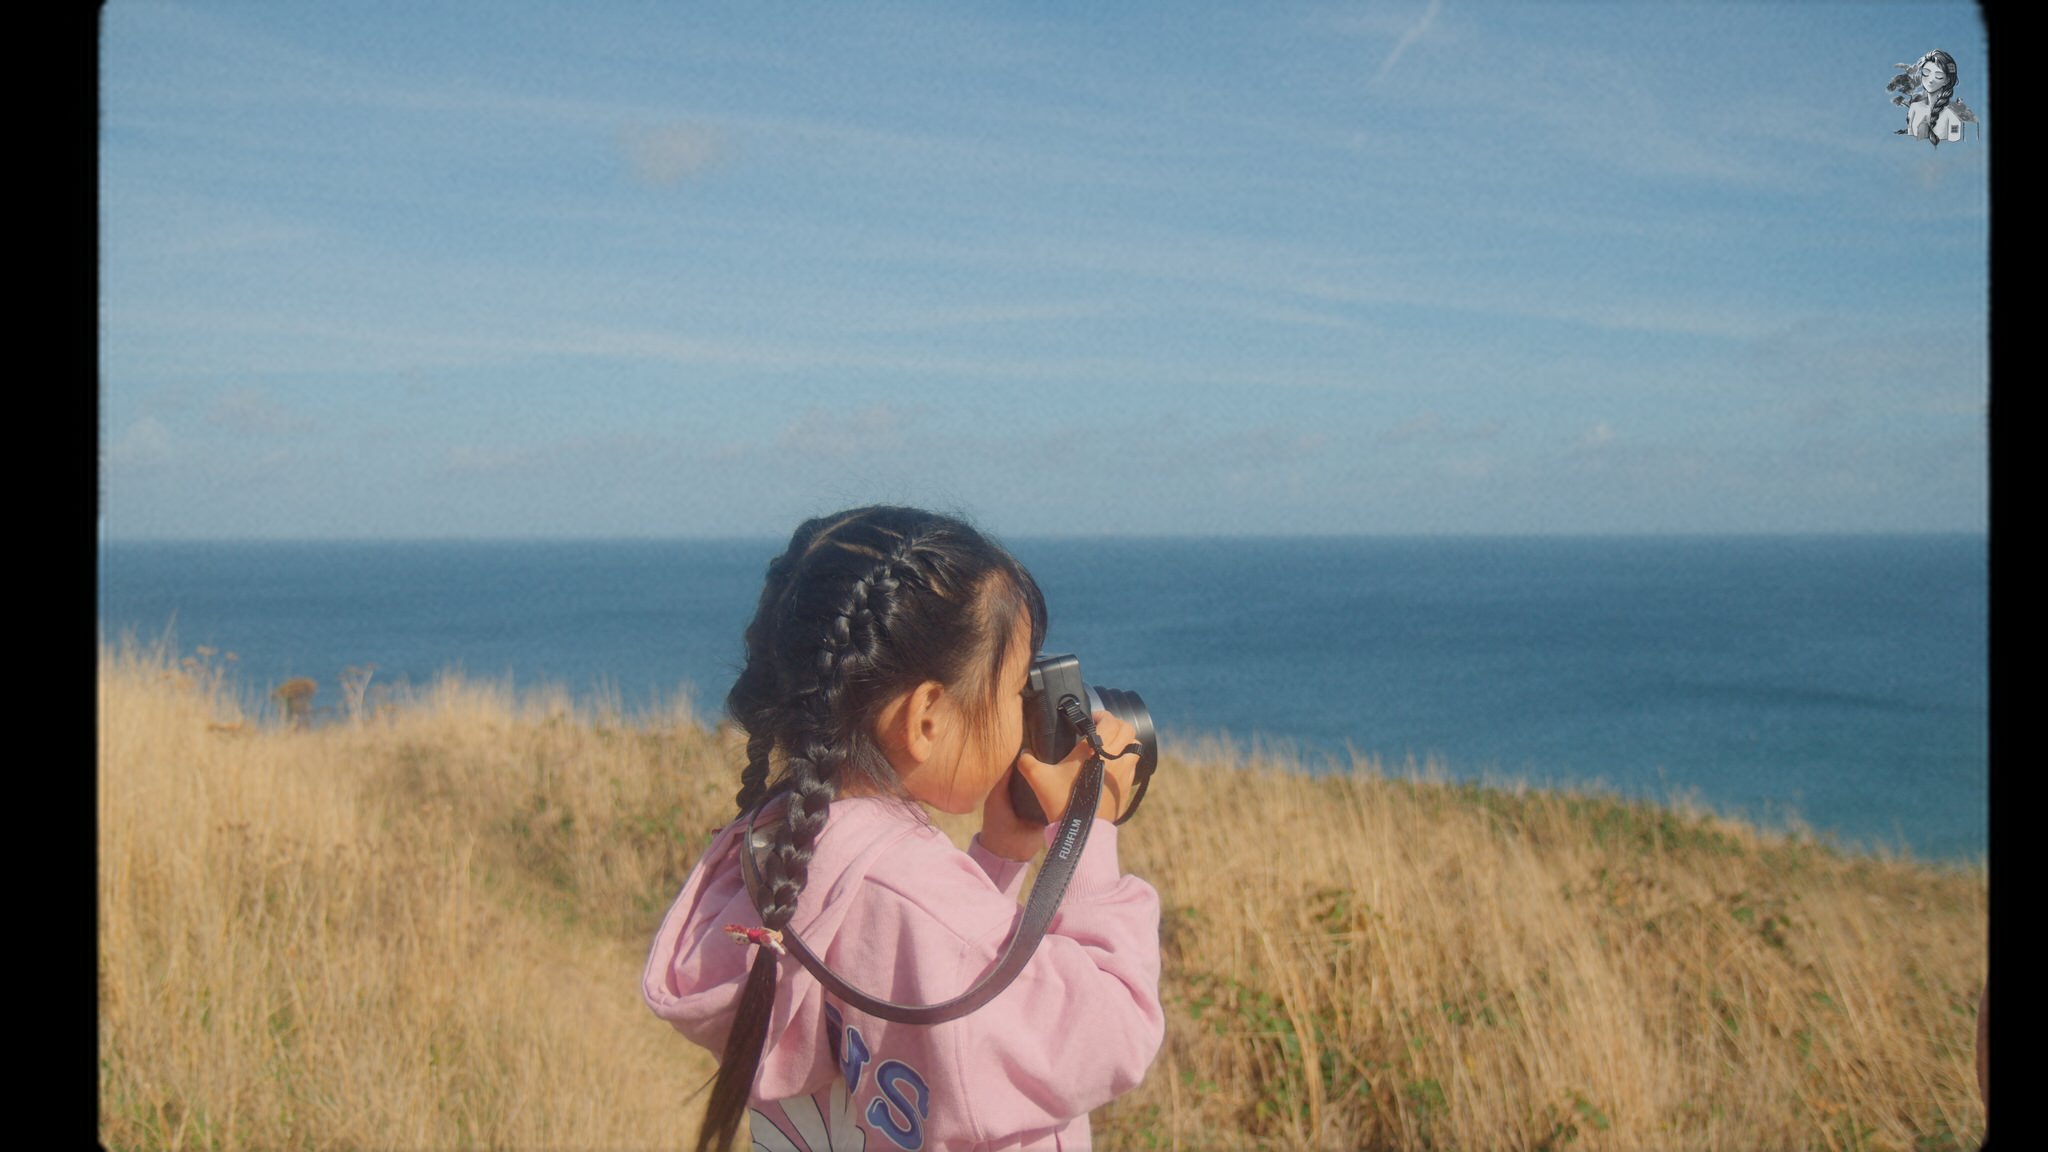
[980,711,1140,861]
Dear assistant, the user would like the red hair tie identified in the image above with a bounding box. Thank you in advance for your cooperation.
[722,923,787,955]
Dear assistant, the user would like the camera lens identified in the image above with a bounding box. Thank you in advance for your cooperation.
[1088,686,1158,780]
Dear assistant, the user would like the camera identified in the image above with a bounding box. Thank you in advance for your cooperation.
[1007,653,1159,825]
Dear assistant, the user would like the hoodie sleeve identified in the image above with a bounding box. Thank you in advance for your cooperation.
[967,834,1033,902]
[905,820,1165,1144]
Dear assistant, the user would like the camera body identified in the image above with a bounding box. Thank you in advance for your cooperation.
[1008,653,1158,825]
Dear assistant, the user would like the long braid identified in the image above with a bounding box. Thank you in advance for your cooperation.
[734,726,777,815]
[756,673,844,934]
[728,662,780,814]
[695,508,1044,1152]
[728,539,812,813]
[700,603,854,1152]
[758,528,925,925]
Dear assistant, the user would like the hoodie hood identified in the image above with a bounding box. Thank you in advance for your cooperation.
[641,797,935,1101]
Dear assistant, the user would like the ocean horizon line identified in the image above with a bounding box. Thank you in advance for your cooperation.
[97,532,1988,859]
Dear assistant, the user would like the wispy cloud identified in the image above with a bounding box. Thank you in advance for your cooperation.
[207,387,315,438]
[1210,425,1330,465]
[438,433,665,479]
[621,121,729,188]
[777,406,909,462]
[834,299,1130,336]
[106,417,177,471]
[1280,268,1781,342]
[1374,0,1443,85]
[442,444,530,476]
[1437,451,1495,481]
[1574,421,1616,451]
[1380,412,1504,446]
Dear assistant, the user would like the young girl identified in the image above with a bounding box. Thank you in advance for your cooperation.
[643,506,1162,1152]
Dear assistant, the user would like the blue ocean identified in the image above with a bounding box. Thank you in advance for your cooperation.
[96,535,1987,861]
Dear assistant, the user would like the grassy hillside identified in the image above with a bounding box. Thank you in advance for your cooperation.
[98,643,1987,1150]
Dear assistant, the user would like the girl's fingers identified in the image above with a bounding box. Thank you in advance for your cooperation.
[1014,711,1143,821]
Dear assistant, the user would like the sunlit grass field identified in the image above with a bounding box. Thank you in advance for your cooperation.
[98,641,1986,1150]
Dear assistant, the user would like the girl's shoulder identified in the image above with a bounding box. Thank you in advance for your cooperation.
[813,795,950,867]
[809,799,1019,946]
[818,797,979,874]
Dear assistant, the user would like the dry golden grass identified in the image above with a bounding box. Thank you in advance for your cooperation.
[1102,740,1986,1150]
[99,643,1986,1150]
[98,641,719,1151]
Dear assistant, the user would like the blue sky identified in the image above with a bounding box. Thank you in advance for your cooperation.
[100,2,1989,539]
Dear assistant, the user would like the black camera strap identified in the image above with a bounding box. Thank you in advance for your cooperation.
[737,756,1105,1026]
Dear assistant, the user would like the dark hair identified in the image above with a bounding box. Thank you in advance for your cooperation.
[697,505,1044,1152]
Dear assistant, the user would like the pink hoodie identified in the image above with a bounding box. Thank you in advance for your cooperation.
[643,796,1164,1151]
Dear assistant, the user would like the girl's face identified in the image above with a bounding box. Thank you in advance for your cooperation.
[1922,60,1949,89]
[902,615,1034,814]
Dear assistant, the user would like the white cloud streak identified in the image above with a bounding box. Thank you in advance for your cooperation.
[1375,0,1442,85]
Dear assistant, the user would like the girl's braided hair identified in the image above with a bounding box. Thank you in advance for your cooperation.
[699,505,1044,1152]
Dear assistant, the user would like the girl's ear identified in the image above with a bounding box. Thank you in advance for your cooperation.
[874,680,950,771]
